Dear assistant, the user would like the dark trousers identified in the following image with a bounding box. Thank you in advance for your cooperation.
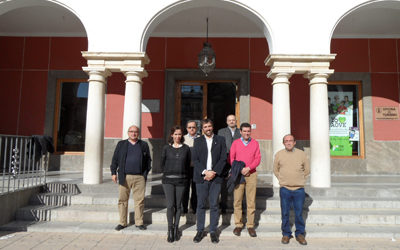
[196,181,221,233]
[163,183,186,228]
[219,162,231,211]
[182,167,197,212]
[279,187,306,237]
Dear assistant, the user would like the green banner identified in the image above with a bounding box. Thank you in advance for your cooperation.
[330,136,353,156]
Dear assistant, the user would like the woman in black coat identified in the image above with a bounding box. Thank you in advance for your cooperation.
[161,125,191,242]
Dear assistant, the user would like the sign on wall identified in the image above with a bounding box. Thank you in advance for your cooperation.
[375,106,399,120]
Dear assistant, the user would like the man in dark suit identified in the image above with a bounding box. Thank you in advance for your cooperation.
[192,119,227,244]
[217,114,241,213]
[110,125,152,231]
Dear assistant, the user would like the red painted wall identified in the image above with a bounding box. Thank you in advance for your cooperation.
[142,37,273,139]
[0,37,87,135]
[1,36,398,142]
[331,39,400,141]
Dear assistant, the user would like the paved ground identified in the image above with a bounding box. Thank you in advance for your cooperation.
[0,231,399,250]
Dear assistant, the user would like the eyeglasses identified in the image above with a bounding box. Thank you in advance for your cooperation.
[187,127,196,129]
[284,140,294,142]
[128,131,139,133]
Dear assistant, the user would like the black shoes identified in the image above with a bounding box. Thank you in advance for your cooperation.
[115,224,126,231]
[193,231,219,244]
[174,226,181,241]
[167,227,174,243]
[210,232,219,244]
[136,225,147,230]
[193,231,204,243]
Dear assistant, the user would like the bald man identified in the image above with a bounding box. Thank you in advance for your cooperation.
[110,125,152,231]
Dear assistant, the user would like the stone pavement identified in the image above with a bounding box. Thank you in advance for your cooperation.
[0,231,399,250]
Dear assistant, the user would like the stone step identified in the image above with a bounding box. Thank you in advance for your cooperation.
[15,205,400,226]
[75,181,400,199]
[30,193,75,206]
[70,193,400,209]
[43,182,80,195]
[1,221,400,239]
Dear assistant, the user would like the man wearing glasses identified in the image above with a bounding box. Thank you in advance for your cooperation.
[110,125,152,231]
[183,120,199,214]
[273,134,310,245]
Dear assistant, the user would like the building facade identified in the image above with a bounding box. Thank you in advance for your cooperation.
[0,0,399,187]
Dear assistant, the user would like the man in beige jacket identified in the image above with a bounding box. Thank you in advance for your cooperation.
[273,134,310,245]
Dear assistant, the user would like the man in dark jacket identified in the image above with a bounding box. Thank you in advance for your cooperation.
[217,114,241,213]
[110,125,152,231]
[192,119,227,244]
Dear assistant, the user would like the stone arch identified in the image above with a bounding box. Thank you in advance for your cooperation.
[0,0,88,38]
[330,0,400,40]
[140,0,273,52]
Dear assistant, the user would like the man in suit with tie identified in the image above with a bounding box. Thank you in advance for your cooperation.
[217,114,241,213]
[192,119,227,244]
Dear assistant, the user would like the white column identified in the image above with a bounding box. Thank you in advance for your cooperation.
[122,70,147,139]
[308,73,331,188]
[83,68,111,184]
[268,72,293,187]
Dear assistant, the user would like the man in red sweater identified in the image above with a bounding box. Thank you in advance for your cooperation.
[229,122,261,237]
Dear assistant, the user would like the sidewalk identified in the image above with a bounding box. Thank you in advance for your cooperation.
[0,231,399,250]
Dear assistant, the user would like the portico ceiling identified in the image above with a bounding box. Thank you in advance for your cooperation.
[332,1,400,38]
[0,5,86,36]
[0,2,400,38]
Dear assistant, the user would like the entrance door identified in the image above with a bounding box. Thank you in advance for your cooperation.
[175,81,238,133]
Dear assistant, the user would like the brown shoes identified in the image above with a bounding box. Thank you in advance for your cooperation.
[281,234,307,245]
[233,227,242,236]
[296,234,307,245]
[281,235,293,244]
[247,228,257,237]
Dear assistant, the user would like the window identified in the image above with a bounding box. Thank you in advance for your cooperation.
[53,79,88,153]
[328,82,364,158]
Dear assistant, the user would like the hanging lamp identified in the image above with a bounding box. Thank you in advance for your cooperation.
[198,18,216,76]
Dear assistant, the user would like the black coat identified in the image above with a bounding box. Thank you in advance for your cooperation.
[193,134,227,184]
[227,160,246,194]
[110,139,152,185]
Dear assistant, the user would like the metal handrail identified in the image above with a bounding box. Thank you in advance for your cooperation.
[0,135,48,194]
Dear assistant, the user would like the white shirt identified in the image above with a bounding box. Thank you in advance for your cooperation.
[229,127,236,137]
[205,135,213,171]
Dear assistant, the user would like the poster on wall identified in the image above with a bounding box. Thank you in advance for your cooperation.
[328,91,353,156]
[349,127,359,141]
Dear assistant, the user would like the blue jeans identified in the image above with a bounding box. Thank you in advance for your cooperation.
[196,181,221,233]
[279,187,305,237]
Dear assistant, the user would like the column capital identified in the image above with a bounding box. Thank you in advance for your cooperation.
[121,68,148,79]
[267,71,294,85]
[306,70,334,85]
[82,67,112,81]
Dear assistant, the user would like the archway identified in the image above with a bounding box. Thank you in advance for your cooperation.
[329,0,400,174]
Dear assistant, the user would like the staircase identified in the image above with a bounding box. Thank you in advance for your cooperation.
[1,174,400,238]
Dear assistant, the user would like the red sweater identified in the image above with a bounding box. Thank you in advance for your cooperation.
[229,138,261,173]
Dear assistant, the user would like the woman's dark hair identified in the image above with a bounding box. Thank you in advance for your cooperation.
[168,125,185,144]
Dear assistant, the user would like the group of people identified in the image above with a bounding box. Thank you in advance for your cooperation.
[110,114,310,245]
